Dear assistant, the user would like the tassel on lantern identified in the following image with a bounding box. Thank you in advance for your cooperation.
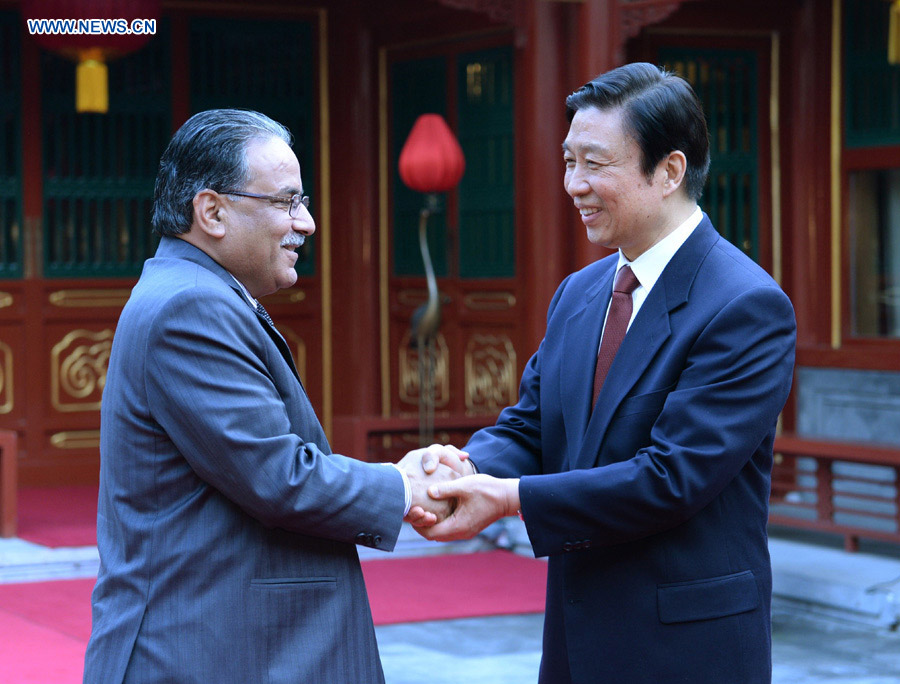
[890,0,900,65]
[76,48,108,113]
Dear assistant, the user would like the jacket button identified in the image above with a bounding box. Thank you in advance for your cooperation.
[583,540,591,549]
[563,542,573,552]
[355,533,367,544]
[373,535,382,546]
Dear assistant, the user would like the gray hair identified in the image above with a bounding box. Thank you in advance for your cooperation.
[152,109,292,236]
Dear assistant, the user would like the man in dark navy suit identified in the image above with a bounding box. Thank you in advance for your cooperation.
[419,63,796,684]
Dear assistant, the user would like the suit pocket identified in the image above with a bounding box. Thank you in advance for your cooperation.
[616,383,674,418]
[250,576,336,588]
[657,570,759,624]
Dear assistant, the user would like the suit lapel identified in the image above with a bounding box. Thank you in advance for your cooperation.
[559,263,615,470]
[154,238,307,390]
[575,282,672,469]
[573,216,720,470]
[252,308,304,385]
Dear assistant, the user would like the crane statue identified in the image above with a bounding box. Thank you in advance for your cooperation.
[398,114,465,447]
[410,195,442,445]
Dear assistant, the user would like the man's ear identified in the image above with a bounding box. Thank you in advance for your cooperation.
[192,189,226,239]
[661,150,688,198]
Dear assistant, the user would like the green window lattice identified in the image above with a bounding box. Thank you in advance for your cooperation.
[391,46,515,279]
[190,17,317,276]
[42,22,170,278]
[0,11,22,279]
[845,0,900,149]
[661,48,761,262]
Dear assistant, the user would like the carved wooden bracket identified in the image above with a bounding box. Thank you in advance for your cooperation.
[432,0,698,45]
[433,0,516,24]
[620,0,688,41]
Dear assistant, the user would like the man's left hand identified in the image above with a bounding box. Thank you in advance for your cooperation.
[414,474,520,542]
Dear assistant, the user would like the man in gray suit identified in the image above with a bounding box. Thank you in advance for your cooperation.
[83,109,458,684]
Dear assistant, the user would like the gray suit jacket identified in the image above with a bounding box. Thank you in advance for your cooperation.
[83,236,404,684]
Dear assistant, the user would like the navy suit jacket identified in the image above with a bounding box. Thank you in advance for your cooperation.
[83,237,404,684]
[468,216,796,684]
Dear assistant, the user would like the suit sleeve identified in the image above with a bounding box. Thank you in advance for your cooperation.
[143,287,405,550]
[465,275,575,478]
[522,285,795,556]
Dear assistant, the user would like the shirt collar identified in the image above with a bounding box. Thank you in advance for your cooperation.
[230,274,259,310]
[616,206,703,292]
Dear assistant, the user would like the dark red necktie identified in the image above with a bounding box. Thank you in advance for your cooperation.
[592,265,640,408]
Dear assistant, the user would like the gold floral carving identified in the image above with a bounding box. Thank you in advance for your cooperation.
[0,292,12,309]
[275,326,307,385]
[465,334,517,414]
[399,331,450,408]
[51,329,114,412]
[0,340,12,414]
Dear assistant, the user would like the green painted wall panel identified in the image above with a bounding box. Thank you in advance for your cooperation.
[42,22,170,278]
[845,0,900,148]
[391,47,515,280]
[660,48,760,261]
[457,46,515,279]
[391,57,448,277]
[0,11,22,278]
[190,18,316,276]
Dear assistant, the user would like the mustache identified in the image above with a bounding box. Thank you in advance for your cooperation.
[281,234,305,249]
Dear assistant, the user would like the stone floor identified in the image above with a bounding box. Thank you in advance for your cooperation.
[3,522,900,683]
[376,606,900,684]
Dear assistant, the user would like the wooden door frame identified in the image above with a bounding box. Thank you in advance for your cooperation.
[632,30,782,283]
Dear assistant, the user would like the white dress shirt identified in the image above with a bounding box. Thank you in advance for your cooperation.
[601,206,703,343]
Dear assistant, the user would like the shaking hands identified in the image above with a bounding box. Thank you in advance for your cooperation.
[397,445,520,542]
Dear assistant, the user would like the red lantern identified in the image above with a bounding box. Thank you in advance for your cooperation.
[21,0,161,113]
[398,114,465,193]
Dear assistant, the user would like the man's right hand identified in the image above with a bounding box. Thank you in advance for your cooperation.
[397,445,465,527]
[418,442,475,478]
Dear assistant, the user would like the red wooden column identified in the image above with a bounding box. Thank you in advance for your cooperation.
[327,2,382,450]
[578,0,621,83]
[20,34,43,482]
[0,430,17,537]
[572,0,621,270]
[515,0,576,353]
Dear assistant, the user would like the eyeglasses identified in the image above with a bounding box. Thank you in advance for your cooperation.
[221,190,310,218]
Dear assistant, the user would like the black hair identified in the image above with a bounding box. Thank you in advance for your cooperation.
[565,62,710,200]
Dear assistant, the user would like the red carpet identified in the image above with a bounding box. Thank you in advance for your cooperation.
[0,579,93,683]
[0,551,545,682]
[17,486,98,548]
[362,550,546,624]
